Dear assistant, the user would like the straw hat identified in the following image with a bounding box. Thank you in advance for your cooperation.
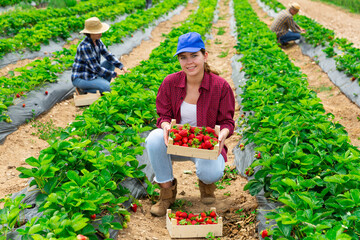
[288,2,301,11]
[80,17,110,34]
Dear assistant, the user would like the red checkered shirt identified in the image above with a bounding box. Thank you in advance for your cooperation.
[156,71,235,161]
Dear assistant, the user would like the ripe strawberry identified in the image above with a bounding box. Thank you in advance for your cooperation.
[191,220,197,225]
[351,77,356,81]
[206,127,215,134]
[206,219,213,224]
[195,134,203,142]
[90,214,96,220]
[22,103,25,108]
[203,140,212,149]
[188,133,195,139]
[180,212,188,218]
[176,211,182,217]
[170,129,178,134]
[174,141,181,146]
[182,137,188,143]
[245,170,249,176]
[45,91,48,95]
[174,133,182,141]
[200,212,206,218]
[188,213,196,220]
[179,129,188,137]
[182,143,189,147]
[131,203,137,212]
[16,93,20,98]
[261,229,268,238]
[203,135,211,141]
[77,235,89,240]
[256,152,261,159]
[209,211,216,218]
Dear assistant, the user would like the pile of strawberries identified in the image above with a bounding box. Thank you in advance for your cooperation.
[169,123,218,149]
[168,210,219,225]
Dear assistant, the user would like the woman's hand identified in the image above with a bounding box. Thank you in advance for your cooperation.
[122,67,131,74]
[161,122,171,146]
[218,128,230,156]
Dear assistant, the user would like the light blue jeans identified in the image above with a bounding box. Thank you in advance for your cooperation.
[279,31,301,44]
[145,128,225,184]
[72,60,115,93]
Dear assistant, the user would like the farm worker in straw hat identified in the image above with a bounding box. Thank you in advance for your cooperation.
[71,17,130,94]
[145,32,235,217]
[270,2,306,46]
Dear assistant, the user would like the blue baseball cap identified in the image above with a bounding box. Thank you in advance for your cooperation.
[174,32,205,57]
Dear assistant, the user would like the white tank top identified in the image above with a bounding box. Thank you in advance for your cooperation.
[180,101,197,126]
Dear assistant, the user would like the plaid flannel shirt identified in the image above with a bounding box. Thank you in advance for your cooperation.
[270,9,301,38]
[71,36,123,81]
[156,71,235,161]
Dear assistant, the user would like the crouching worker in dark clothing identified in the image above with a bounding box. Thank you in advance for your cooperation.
[71,17,130,94]
[270,2,306,46]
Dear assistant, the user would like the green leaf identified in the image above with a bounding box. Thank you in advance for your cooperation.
[277,221,292,237]
[243,179,264,196]
[28,224,42,234]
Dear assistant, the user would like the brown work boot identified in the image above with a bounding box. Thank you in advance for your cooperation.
[199,180,216,205]
[150,179,177,217]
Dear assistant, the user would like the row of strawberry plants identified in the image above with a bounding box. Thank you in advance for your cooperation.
[0,0,175,123]
[0,0,125,36]
[0,0,30,7]
[0,0,146,59]
[234,0,360,239]
[259,0,360,82]
[2,0,218,238]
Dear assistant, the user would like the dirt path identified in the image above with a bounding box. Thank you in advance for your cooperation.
[247,0,360,149]
[118,0,257,239]
[0,1,196,200]
[277,0,360,48]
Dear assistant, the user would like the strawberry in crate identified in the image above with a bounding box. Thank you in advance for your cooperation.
[169,123,218,149]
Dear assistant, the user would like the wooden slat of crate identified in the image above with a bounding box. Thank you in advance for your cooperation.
[167,119,220,160]
[73,91,101,107]
[166,208,223,238]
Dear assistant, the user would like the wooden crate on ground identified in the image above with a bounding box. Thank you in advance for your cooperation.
[166,208,223,238]
[73,90,101,107]
[167,119,220,160]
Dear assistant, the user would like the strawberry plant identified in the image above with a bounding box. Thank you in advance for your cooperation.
[0,0,125,36]
[0,195,32,238]
[234,0,360,238]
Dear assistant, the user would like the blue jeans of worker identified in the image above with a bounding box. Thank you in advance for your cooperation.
[72,60,115,93]
[145,128,225,184]
[279,31,301,44]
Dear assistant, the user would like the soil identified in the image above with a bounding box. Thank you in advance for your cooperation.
[0,0,359,239]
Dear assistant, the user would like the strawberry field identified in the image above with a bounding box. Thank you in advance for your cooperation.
[0,0,359,239]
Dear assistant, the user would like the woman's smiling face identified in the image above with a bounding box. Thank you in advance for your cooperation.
[178,51,208,78]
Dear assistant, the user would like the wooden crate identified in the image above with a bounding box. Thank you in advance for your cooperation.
[166,208,223,238]
[167,119,220,160]
[73,90,101,107]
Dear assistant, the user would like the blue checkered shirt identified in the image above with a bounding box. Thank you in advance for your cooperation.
[71,36,123,81]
